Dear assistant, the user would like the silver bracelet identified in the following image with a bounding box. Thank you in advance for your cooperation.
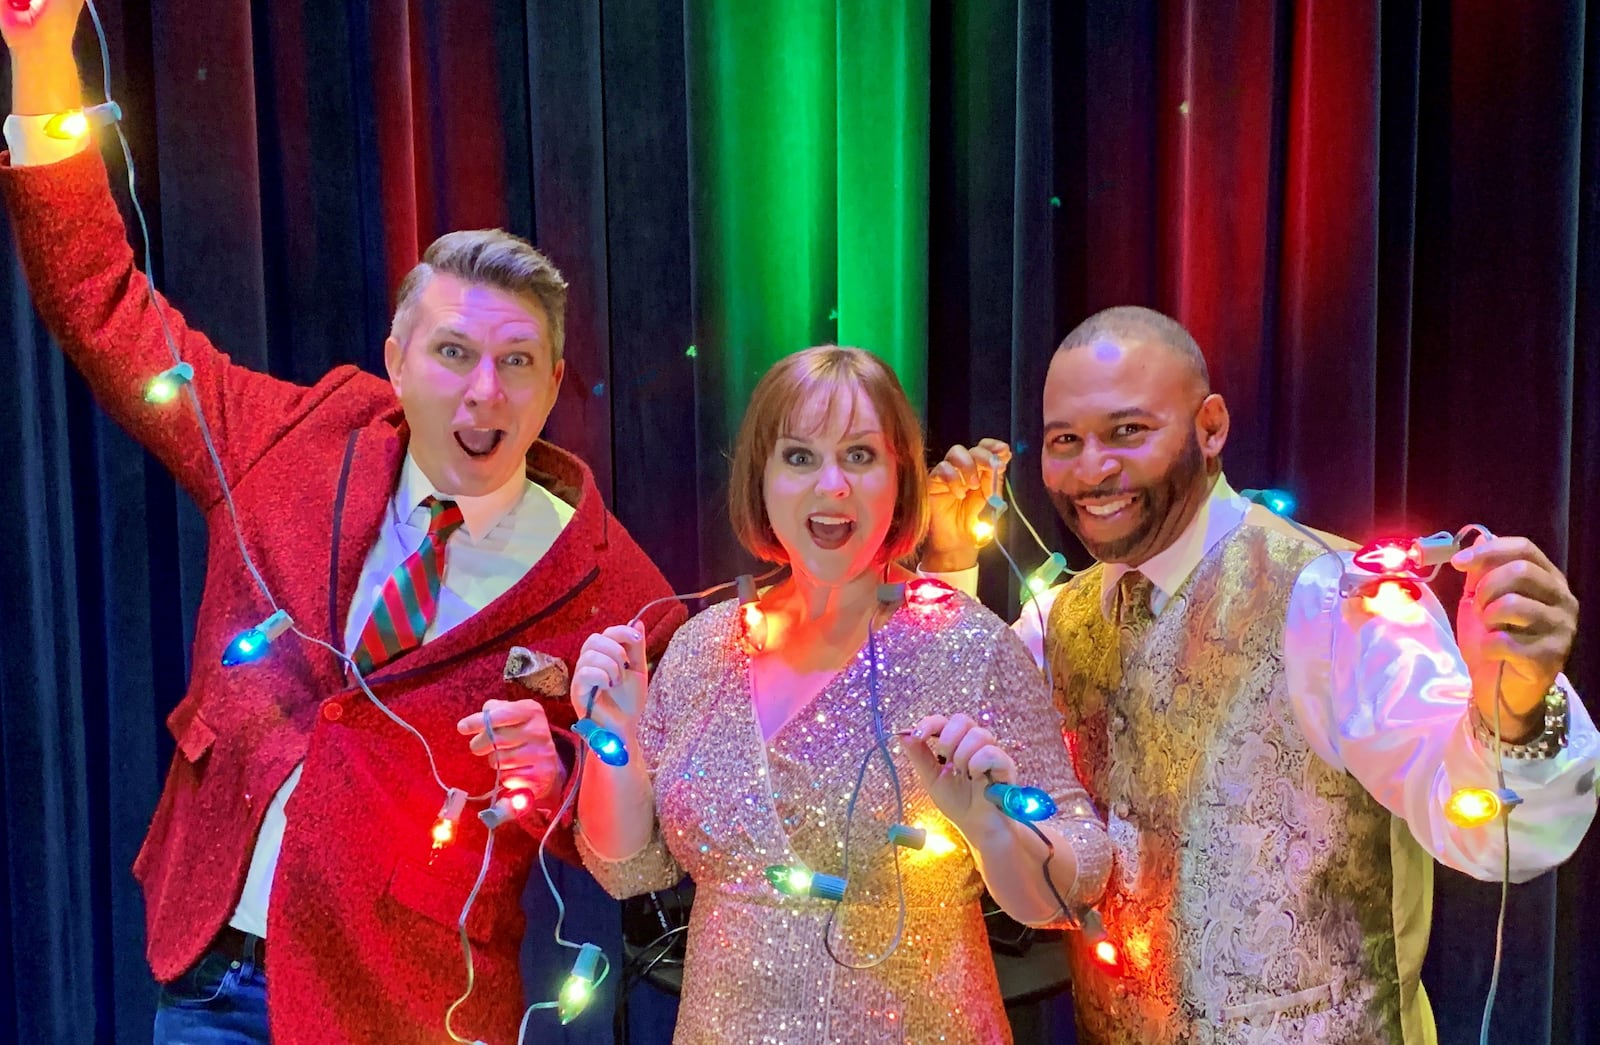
[1472,684,1570,760]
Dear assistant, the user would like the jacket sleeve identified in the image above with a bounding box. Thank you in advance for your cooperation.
[1,148,330,506]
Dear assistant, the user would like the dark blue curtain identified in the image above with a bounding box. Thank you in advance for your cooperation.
[2,1,1596,1043]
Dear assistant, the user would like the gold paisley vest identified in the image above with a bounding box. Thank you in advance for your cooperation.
[1046,520,1403,1044]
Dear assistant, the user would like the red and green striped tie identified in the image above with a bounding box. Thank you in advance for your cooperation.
[351,496,466,674]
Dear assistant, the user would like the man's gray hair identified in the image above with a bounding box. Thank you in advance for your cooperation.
[391,229,568,365]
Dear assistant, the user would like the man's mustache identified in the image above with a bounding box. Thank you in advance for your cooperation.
[1067,484,1140,502]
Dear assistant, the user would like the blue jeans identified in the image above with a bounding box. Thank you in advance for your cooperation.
[152,936,270,1044]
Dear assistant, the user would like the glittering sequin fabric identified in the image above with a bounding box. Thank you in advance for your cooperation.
[577,591,1110,1044]
[1046,523,1401,1045]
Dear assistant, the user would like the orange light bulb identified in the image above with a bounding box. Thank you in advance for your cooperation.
[741,602,768,651]
[1445,788,1502,828]
[1362,580,1426,625]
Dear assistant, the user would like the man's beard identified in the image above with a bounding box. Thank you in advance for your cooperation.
[1047,433,1206,563]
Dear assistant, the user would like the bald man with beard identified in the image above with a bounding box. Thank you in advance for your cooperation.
[923,306,1596,1044]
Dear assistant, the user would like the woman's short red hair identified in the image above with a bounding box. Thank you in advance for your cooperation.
[728,345,928,565]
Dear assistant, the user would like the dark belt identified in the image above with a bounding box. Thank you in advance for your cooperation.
[213,925,267,972]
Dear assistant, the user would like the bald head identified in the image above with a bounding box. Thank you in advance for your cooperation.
[1057,305,1210,395]
[1041,305,1229,564]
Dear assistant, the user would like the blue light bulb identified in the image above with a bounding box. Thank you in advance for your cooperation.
[984,782,1057,823]
[574,719,630,767]
[1241,487,1298,518]
[221,609,292,667]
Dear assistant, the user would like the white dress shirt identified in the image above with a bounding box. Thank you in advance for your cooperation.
[931,474,1598,882]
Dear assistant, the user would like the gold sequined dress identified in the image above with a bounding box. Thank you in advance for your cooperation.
[576,589,1111,1044]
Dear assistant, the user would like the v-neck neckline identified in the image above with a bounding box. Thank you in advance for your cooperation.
[749,660,847,746]
[743,603,899,747]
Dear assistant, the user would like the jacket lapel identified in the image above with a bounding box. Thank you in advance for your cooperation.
[347,439,611,689]
[327,417,406,650]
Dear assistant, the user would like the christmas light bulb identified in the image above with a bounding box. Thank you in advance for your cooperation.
[1445,786,1521,828]
[1027,552,1069,595]
[984,782,1057,822]
[913,821,957,856]
[220,609,293,667]
[144,362,194,404]
[431,788,468,850]
[42,101,122,141]
[764,864,846,901]
[557,943,603,1025]
[1353,538,1425,577]
[1241,487,1298,517]
[574,718,629,767]
[903,577,957,611]
[44,110,88,140]
[1362,580,1426,625]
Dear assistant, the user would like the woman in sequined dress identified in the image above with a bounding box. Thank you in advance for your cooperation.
[570,346,1110,1044]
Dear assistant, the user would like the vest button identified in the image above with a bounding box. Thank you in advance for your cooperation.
[321,701,343,722]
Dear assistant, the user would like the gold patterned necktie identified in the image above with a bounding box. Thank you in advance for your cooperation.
[1115,569,1157,662]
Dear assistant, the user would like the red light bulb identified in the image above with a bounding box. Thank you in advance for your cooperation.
[904,578,957,612]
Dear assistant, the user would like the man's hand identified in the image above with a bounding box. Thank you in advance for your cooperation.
[923,439,1012,573]
[1453,535,1578,737]
[4,0,86,117]
[456,698,564,799]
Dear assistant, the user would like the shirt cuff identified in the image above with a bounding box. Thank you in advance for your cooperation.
[4,112,91,167]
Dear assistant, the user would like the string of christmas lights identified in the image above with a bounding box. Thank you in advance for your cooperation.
[59,4,607,1038]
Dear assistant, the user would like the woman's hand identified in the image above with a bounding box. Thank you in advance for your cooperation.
[568,622,648,734]
[903,712,1019,841]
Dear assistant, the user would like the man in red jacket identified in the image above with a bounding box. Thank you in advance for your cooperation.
[2,3,683,1042]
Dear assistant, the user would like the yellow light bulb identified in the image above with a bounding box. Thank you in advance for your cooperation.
[43,110,90,141]
[1445,788,1502,828]
[971,518,995,544]
[431,817,456,848]
[914,821,957,857]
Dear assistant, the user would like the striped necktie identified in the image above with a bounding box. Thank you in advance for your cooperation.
[351,496,466,674]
